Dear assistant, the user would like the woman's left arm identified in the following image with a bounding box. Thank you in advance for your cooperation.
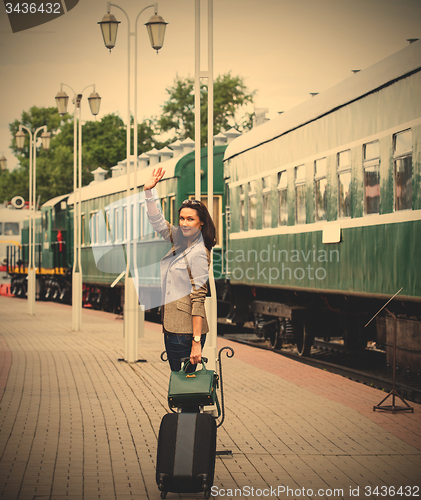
[189,245,210,364]
[190,316,203,364]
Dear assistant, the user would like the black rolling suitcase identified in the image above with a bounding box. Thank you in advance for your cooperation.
[156,412,217,499]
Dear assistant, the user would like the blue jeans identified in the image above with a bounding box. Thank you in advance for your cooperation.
[164,332,207,372]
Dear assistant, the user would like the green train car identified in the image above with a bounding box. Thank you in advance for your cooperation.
[223,41,421,370]
[8,193,72,301]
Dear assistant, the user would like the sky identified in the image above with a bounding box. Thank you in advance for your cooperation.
[0,0,420,173]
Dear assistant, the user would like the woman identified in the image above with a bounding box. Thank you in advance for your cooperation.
[144,167,216,373]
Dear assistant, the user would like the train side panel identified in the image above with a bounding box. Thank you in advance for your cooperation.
[223,44,421,366]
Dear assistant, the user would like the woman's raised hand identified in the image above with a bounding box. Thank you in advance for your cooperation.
[144,167,165,191]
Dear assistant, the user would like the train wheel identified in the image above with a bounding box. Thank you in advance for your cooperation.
[268,319,283,350]
[342,319,367,351]
[295,319,313,356]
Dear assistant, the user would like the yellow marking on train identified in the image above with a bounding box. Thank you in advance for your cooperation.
[0,240,21,247]
[8,267,67,276]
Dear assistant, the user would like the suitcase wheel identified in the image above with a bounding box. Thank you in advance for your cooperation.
[158,479,167,498]
[200,475,211,498]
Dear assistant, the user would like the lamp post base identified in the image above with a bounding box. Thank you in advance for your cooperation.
[72,271,82,331]
[123,277,146,363]
[27,269,36,315]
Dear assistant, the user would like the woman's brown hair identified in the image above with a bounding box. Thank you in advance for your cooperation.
[177,199,216,251]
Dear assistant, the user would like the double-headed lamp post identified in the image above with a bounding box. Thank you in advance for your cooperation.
[0,155,7,172]
[15,125,51,315]
[55,84,101,331]
[98,2,167,363]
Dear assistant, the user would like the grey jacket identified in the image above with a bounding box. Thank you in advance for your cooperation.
[147,203,210,335]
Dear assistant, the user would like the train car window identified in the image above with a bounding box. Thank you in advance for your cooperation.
[295,165,306,224]
[239,185,245,231]
[262,176,272,229]
[213,196,221,245]
[225,187,231,231]
[0,222,2,235]
[337,150,351,218]
[81,214,85,245]
[42,211,48,231]
[54,205,66,229]
[170,196,176,225]
[123,206,128,242]
[105,210,111,243]
[248,181,257,230]
[277,171,288,226]
[132,203,137,240]
[139,202,145,238]
[4,222,19,235]
[314,158,327,221]
[131,205,135,241]
[161,198,167,220]
[394,129,412,211]
[90,212,98,245]
[363,140,380,214]
[114,208,119,242]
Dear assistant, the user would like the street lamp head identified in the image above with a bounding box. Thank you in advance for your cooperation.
[88,91,101,116]
[145,13,167,52]
[0,155,7,171]
[55,90,69,116]
[15,129,26,150]
[98,12,120,51]
[41,130,51,151]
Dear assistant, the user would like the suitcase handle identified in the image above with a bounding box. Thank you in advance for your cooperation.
[180,356,208,364]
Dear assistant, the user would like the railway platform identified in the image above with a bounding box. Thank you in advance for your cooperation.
[0,296,420,500]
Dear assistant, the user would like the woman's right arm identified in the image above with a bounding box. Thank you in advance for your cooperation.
[143,167,175,243]
[144,167,165,217]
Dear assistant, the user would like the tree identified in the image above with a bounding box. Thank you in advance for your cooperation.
[158,73,255,146]
[81,115,166,170]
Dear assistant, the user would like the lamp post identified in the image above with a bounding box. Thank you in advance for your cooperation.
[55,84,101,331]
[99,2,167,363]
[0,154,7,172]
[194,0,217,373]
[15,125,51,315]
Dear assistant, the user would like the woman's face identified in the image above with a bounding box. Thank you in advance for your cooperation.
[179,207,203,242]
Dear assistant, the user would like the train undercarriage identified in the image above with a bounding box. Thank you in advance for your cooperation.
[9,273,123,314]
[219,282,421,373]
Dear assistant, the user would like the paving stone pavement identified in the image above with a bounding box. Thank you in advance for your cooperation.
[0,296,420,500]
